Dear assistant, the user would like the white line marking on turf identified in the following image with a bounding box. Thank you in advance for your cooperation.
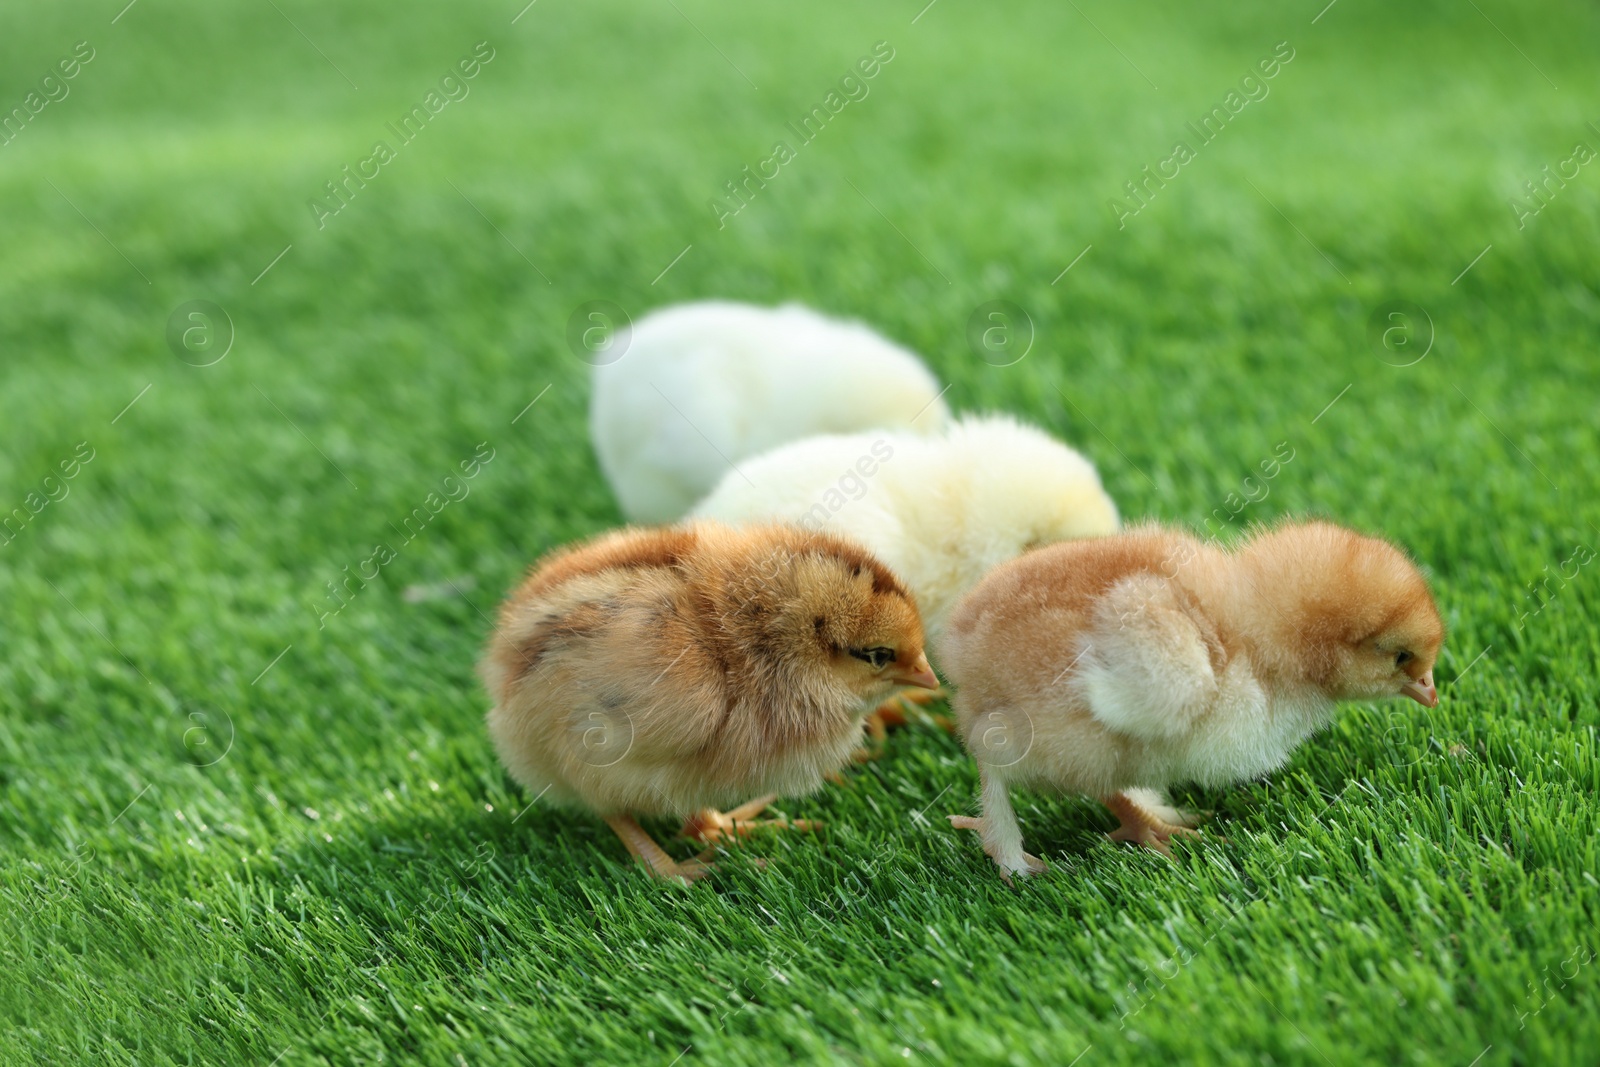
[512,383,552,424]
[1051,244,1093,285]
[911,383,952,424]
[252,244,293,285]
[1311,382,1352,424]
[252,644,294,686]
[110,784,151,825]
[511,785,553,823]
[111,383,153,424]
[651,244,693,286]
[1452,243,1492,285]
[1453,644,1492,683]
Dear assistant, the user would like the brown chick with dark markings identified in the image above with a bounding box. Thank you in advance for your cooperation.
[482,522,937,883]
[938,520,1444,882]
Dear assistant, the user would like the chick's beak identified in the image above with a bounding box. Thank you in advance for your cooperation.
[1402,670,1438,708]
[892,652,939,690]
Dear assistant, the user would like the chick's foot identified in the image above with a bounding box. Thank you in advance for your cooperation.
[1103,791,1203,856]
[948,814,1047,885]
[604,814,716,885]
[678,793,819,845]
[1121,787,1206,829]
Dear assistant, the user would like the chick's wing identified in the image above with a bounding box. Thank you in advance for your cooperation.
[1076,574,1222,744]
[496,565,731,774]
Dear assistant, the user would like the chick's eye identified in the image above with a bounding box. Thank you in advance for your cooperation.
[850,646,895,670]
[1395,650,1414,668]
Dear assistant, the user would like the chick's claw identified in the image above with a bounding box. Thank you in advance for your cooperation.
[948,814,1047,885]
[1106,822,1200,857]
[664,858,717,886]
[604,814,717,885]
[1103,791,1204,857]
[679,794,820,845]
[1001,855,1050,886]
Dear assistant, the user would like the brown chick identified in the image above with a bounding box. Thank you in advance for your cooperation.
[937,520,1445,882]
[482,521,937,884]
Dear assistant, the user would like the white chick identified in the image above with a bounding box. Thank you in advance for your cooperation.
[937,521,1446,882]
[691,414,1120,644]
[590,301,950,524]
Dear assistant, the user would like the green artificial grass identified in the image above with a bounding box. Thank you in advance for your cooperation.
[2,0,1599,1063]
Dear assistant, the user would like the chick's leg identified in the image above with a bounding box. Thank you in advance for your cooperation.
[948,769,1046,884]
[604,814,714,885]
[678,793,818,845]
[1103,790,1202,856]
[1123,787,1205,831]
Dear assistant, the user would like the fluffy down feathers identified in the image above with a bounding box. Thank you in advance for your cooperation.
[590,301,949,524]
[481,522,932,822]
[692,414,1119,642]
[938,520,1444,879]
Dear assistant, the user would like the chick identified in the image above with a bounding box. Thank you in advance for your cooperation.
[692,414,1119,743]
[590,301,950,524]
[481,521,937,883]
[938,520,1444,882]
[692,414,1119,645]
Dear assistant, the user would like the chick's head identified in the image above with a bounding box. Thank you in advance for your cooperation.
[819,573,937,705]
[1244,522,1445,707]
[714,527,937,706]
